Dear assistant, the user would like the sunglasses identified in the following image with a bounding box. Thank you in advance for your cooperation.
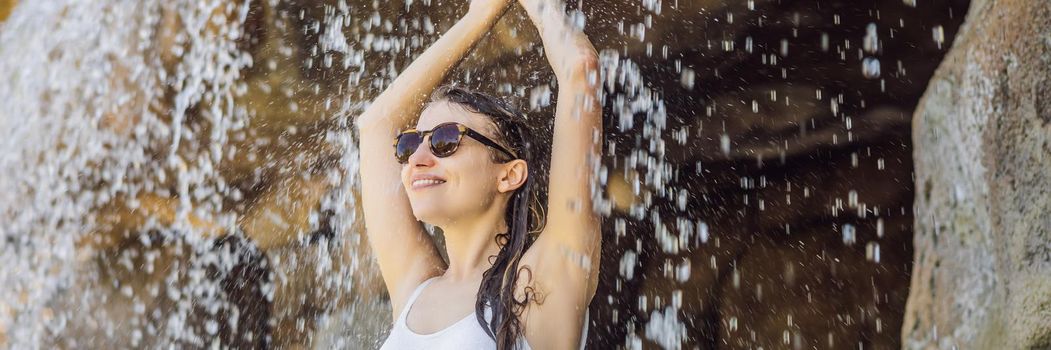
[393,122,517,164]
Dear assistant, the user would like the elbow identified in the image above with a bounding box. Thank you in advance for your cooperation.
[354,113,380,133]
[562,49,600,87]
[354,104,393,134]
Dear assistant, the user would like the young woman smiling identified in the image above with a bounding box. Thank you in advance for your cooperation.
[354,0,601,348]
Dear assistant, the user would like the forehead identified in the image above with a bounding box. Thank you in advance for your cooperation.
[416,101,497,135]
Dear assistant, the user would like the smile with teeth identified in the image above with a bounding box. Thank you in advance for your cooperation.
[412,179,446,188]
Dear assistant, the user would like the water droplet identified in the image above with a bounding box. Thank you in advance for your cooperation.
[723,39,735,52]
[933,25,945,49]
[697,221,709,244]
[866,242,882,263]
[619,250,638,280]
[862,57,881,79]
[863,23,879,54]
[676,261,691,282]
[720,134,731,155]
[529,85,553,111]
[680,68,695,90]
[842,224,856,245]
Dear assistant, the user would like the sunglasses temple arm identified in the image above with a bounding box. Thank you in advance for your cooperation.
[466,129,517,159]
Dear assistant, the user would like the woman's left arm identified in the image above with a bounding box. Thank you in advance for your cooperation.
[520,0,602,297]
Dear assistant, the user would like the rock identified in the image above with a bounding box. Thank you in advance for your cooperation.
[0,1,13,22]
[905,0,1051,348]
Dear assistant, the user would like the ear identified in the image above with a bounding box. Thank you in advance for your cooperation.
[496,159,528,193]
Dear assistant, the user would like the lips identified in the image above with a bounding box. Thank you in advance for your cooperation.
[410,174,447,190]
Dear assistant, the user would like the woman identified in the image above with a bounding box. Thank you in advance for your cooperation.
[355,0,601,348]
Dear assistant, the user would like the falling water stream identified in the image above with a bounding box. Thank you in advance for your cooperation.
[0,0,966,348]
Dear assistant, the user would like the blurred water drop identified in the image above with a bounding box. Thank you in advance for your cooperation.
[842,224,856,245]
[644,306,686,349]
[680,68,695,90]
[697,221,710,244]
[866,242,882,263]
[863,23,879,54]
[862,57,881,79]
[619,250,638,280]
[933,25,946,49]
[675,261,691,282]
[529,85,552,111]
[747,0,755,10]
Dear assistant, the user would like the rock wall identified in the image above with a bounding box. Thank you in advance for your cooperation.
[905,0,1051,348]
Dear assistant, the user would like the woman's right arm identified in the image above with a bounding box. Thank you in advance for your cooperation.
[354,1,511,318]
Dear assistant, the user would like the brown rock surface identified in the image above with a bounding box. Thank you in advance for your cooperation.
[0,0,14,22]
[905,0,1051,348]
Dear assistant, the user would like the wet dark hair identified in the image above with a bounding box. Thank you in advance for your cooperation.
[429,85,544,349]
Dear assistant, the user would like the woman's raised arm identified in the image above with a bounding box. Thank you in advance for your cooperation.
[354,0,511,319]
[517,0,602,344]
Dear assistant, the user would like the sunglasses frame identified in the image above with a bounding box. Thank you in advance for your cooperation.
[393,122,517,164]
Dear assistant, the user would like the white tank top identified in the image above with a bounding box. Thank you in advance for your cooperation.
[378,277,589,350]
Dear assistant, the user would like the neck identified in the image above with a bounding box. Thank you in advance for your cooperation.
[438,201,509,283]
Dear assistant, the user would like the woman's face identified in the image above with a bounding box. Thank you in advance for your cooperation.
[400,101,523,227]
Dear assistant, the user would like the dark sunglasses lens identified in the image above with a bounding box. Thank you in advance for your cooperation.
[395,132,423,163]
[430,124,462,157]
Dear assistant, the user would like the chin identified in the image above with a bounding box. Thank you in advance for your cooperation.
[411,205,451,226]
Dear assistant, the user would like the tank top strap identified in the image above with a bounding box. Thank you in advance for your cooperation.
[395,276,439,324]
[579,309,590,350]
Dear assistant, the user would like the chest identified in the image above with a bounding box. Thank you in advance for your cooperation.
[406,282,482,334]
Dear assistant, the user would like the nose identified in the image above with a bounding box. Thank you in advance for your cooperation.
[407,136,437,167]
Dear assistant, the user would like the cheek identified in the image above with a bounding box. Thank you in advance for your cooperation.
[463,167,501,199]
[399,166,410,189]
[448,159,496,195]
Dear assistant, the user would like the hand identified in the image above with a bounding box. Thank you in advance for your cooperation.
[468,0,513,16]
